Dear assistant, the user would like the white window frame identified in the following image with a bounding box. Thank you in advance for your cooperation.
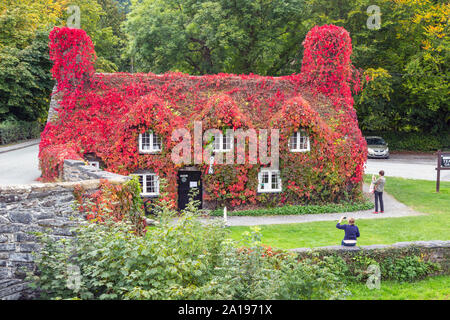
[257,169,282,193]
[212,131,233,153]
[139,131,162,153]
[132,173,160,197]
[88,161,100,169]
[289,130,310,152]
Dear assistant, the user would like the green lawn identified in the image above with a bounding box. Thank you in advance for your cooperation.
[228,177,450,249]
[345,275,450,300]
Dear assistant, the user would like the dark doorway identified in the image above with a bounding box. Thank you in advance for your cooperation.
[177,170,203,211]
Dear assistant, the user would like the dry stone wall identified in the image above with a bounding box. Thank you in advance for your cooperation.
[0,162,129,300]
[292,240,450,274]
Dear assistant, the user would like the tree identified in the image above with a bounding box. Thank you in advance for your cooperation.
[401,0,449,132]
[124,0,307,75]
[0,0,125,121]
[0,29,54,121]
[355,68,395,132]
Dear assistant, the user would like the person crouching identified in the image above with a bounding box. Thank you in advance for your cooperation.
[336,216,360,247]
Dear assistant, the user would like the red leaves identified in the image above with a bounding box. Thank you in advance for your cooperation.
[49,27,96,92]
[39,144,83,181]
[40,25,367,208]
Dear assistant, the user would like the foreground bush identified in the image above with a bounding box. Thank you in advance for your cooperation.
[28,198,348,300]
[299,249,442,284]
[0,120,42,145]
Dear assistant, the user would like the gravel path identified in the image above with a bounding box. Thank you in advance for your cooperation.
[204,184,425,227]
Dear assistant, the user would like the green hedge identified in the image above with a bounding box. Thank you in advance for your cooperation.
[364,131,450,152]
[209,200,374,217]
[297,246,445,283]
[0,121,42,145]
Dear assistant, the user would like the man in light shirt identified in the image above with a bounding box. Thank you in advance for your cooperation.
[372,170,386,214]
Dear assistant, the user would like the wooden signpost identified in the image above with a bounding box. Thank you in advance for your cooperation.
[436,150,450,192]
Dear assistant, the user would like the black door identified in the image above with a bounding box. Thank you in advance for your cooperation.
[177,171,202,211]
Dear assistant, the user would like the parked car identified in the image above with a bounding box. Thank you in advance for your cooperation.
[365,136,390,159]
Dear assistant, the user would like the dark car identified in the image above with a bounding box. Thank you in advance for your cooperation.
[365,136,390,159]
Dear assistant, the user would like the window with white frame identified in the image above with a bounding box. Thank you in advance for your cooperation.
[212,131,233,152]
[289,130,310,152]
[139,131,162,153]
[88,161,100,169]
[132,173,159,196]
[257,169,282,193]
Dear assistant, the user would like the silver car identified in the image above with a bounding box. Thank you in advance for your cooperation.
[365,136,390,159]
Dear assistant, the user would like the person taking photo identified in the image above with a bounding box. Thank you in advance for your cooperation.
[336,216,360,247]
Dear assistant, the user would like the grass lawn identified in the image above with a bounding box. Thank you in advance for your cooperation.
[345,275,450,300]
[227,177,450,249]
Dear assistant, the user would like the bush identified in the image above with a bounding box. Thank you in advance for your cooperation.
[0,120,42,145]
[364,131,450,152]
[28,197,347,300]
[297,247,442,284]
[381,255,439,282]
[277,255,350,300]
[210,200,374,216]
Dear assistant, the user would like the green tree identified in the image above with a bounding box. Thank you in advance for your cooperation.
[124,0,307,75]
[0,29,54,121]
[355,68,395,132]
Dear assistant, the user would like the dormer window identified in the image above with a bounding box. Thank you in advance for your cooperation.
[139,131,162,153]
[213,131,233,152]
[257,169,282,193]
[289,130,310,152]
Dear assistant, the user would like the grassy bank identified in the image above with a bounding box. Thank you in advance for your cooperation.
[227,177,450,249]
[345,275,450,300]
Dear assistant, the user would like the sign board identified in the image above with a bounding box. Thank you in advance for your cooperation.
[189,181,198,188]
[208,156,214,174]
[441,156,450,168]
[436,151,450,192]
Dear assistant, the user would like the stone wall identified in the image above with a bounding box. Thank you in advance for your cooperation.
[63,159,128,182]
[292,240,450,274]
[46,85,60,124]
[0,162,129,300]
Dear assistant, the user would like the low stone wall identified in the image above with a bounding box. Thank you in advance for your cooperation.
[291,240,450,274]
[63,159,128,182]
[0,162,129,300]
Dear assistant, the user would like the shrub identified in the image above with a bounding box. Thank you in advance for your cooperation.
[210,200,374,216]
[277,254,350,300]
[29,197,347,300]
[297,248,442,284]
[364,131,450,152]
[381,255,440,282]
[0,120,42,145]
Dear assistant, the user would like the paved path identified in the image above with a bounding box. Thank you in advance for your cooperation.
[0,143,41,186]
[0,139,40,154]
[365,153,450,181]
[206,184,424,227]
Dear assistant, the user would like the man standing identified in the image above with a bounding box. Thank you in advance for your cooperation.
[372,170,386,214]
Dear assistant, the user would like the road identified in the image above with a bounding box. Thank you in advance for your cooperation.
[365,153,450,181]
[0,144,41,186]
[0,144,448,186]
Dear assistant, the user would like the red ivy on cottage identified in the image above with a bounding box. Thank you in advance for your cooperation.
[40,25,367,210]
